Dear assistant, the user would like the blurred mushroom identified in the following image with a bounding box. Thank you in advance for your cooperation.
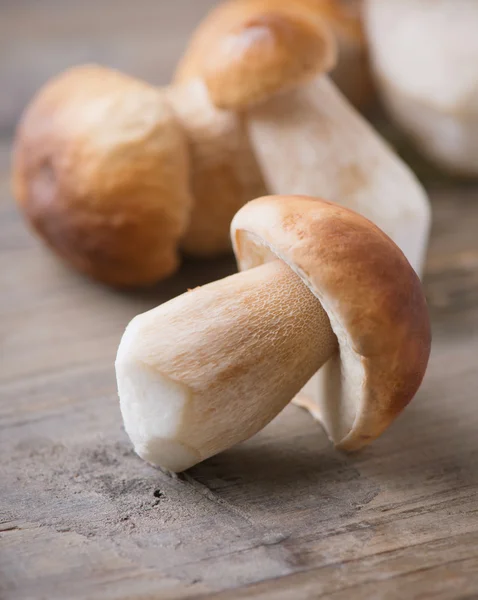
[13,67,192,286]
[365,0,478,176]
[177,0,431,274]
[116,196,431,472]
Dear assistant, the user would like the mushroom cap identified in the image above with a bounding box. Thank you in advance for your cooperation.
[13,65,192,287]
[231,195,431,450]
[175,0,337,110]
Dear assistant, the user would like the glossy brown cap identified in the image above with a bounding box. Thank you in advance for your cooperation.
[176,0,337,110]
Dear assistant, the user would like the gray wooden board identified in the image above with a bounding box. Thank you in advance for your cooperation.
[1,2,478,598]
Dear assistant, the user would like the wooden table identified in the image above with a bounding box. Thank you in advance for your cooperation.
[1,2,478,599]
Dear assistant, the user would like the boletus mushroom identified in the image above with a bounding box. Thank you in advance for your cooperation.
[174,0,431,275]
[116,196,431,473]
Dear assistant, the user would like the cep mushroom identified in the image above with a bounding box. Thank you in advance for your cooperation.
[364,0,478,176]
[174,0,431,276]
[12,65,266,286]
[116,196,431,473]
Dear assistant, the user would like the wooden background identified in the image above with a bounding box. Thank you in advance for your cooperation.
[1,2,478,599]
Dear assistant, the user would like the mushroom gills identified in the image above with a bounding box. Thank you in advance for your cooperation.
[116,259,338,471]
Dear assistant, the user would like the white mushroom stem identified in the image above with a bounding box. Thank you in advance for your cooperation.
[116,260,338,472]
[245,76,431,276]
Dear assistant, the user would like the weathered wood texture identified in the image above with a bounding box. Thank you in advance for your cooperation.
[1,2,478,599]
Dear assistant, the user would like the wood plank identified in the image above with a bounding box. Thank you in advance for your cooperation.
[1,2,478,598]
[202,536,478,599]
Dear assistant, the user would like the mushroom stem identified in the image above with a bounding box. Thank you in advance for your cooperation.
[116,260,338,472]
[168,79,267,257]
[245,75,430,276]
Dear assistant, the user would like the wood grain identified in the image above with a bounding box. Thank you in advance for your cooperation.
[1,2,478,599]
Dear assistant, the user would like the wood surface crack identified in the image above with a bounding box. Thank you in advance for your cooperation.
[180,472,257,527]
[0,522,39,533]
[0,525,21,533]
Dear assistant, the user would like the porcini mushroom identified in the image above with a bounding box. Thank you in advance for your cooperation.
[13,65,266,286]
[116,196,431,472]
[364,0,478,176]
[13,66,192,287]
[174,0,431,275]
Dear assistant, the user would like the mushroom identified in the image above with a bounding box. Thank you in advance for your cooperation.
[364,0,478,176]
[174,0,431,275]
[13,65,266,286]
[116,195,431,473]
[176,0,374,110]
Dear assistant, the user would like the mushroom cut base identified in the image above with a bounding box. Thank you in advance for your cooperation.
[116,260,338,472]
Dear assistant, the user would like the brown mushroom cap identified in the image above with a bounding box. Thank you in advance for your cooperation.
[175,0,337,110]
[231,195,431,450]
[13,65,193,287]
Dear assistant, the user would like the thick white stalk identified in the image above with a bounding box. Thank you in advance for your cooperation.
[246,76,431,276]
[116,260,337,472]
